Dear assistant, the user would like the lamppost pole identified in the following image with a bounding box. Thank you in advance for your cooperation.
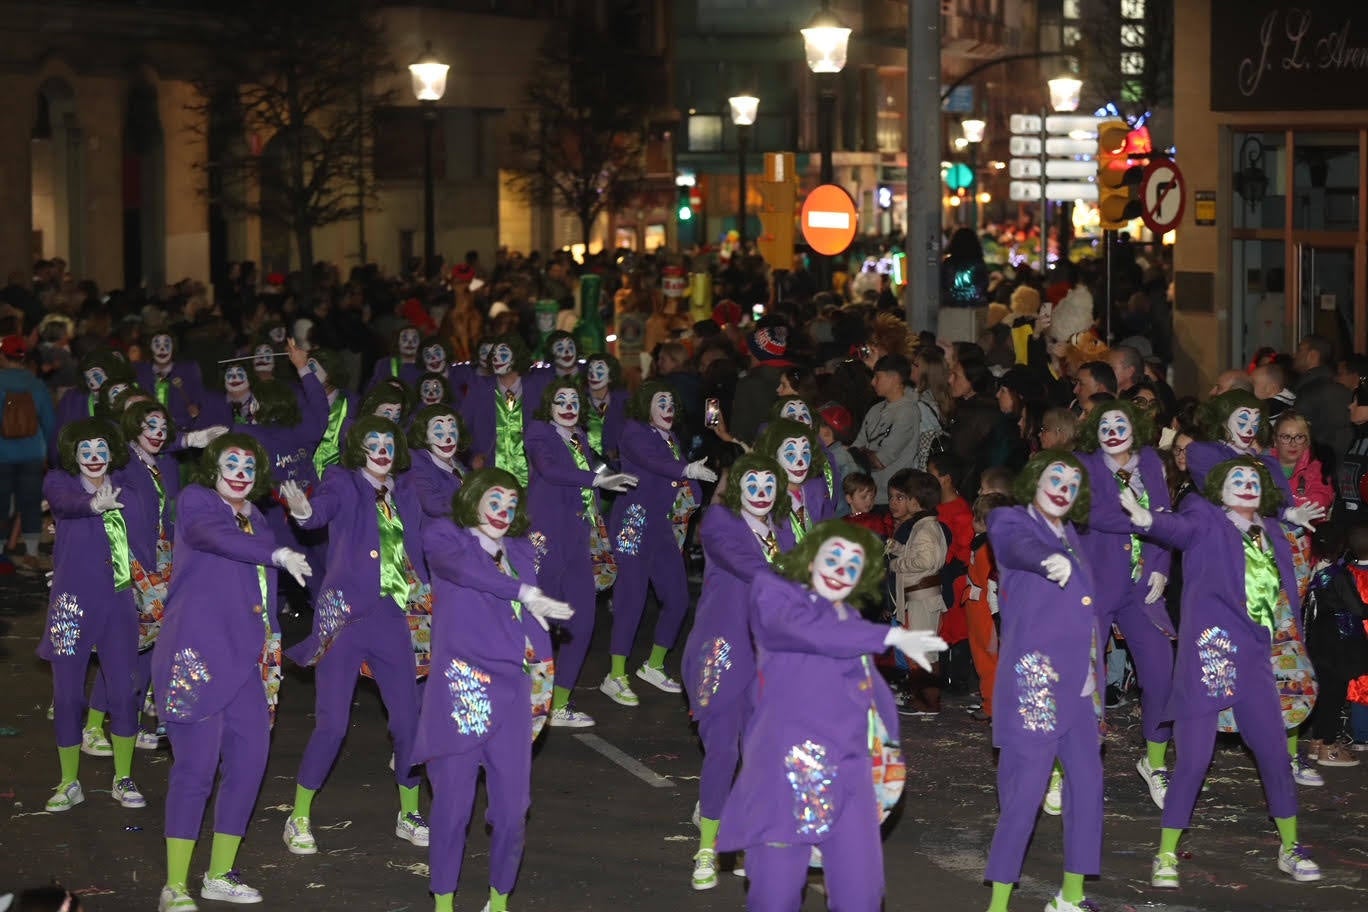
[408,42,449,282]
[802,4,849,296]
[729,94,759,255]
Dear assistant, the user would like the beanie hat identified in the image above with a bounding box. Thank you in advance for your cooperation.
[747,325,789,363]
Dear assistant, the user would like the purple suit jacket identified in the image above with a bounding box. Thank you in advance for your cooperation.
[135,361,203,429]
[525,420,604,580]
[120,447,182,571]
[608,420,701,547]
[366,357,422,394]
[987,506,1105,748]
[412,523,550,762]
[239,373,330,492]
[151,485,280,723]
[409,449,465,520]
[50,388,98,462]
[1186,441,1293,502]
[461,374,531,467]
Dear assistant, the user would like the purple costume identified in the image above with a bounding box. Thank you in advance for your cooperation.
[984,506,1105,885]
[608,420,702,659]
[414,523,553,898]
[135,361,204,430]
[237,372,330,550]
[461,374,530,477]
[1187,441,1292,501]
[716,572,898,912]
[50,389,98,462]
[286,466,429,793]
[1076,447,1176,745]
[410,449,466,519]
[152,486,280,840]
[1140,496,1300,830]
[365,357,422,394]
[683,507,795,820]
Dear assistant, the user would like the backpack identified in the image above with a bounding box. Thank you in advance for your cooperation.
[912,398,949,470]
[2,390,39,439]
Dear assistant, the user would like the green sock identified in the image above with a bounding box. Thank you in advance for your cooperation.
[111,734,135,780]
[553,685,571,712]
[647,645,669,670]
[166,837,195,889]
[1060,872,1085,903]
[1275,815,1297,850]
[1159,827,1181,856]
[1287,731,1298,758]
[399,784,420,815]
[488,887,509,912]
[1146,740,1168,770]
[698,817,720,852]
[57,744,79,786]
[207,832,240,879]
[433,894,454,912]
[84,708,106,733]
[987,881,1013,912]
[610,655,627,678]
[293,784,316,820]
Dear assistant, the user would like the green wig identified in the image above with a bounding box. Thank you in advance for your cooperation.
[585,352,625,390]
[407,404,468,454]
[196,432,273,501]
[627,380,676,422]
[1076,397,1156,453]
[487,333,533,375]
[1197,390,1271,448]
[121,399,178,447]
[361,381,414,421]
[452,468,530,536]
[776,519,885,605]
[342,415,412,474]
[534,377,584,424]
[78,349,134,388]
[1201,456,1285,516]
[417,371,454,406]
[58,418,129,476]
[253,379,303,427]
[720,452,792,527]
[754,418,829,483]
[1013,449,1091,525]
[308,348,351,391]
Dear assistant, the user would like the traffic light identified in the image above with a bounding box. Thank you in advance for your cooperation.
[677,185,693,222]
[1097,119,1143,229]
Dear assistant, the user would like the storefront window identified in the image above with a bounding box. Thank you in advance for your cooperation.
[1232,239,1287,360]
[1292,132,1360,232]
[1232,132,1286,230]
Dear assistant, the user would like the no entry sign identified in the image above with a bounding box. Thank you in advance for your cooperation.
[1140,159,1186,234]
[801,184,858,256]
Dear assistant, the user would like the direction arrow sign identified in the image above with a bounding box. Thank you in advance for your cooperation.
[1044,114,1102,135]
[1009,159,1097,179]
[1010,113,1042,134]
[1010,182,1100,202]
[1140,159,1186,233]
[800,183,858,256]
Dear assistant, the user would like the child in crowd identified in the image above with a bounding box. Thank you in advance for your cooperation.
[886,468,949,714]
[818,403,859,515]
[1303,523,1368,767]
[929,453,974,695]
[965,493,1012,722]
[979,466,1015,498]
[842,471,893,537]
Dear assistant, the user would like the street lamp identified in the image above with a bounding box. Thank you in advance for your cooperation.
[961,118,985,230]
[1047,74,1083,113]
[409,42,448,280]
[1042,74,1083,268]
[729,94,759,254]
[802,3,850,291]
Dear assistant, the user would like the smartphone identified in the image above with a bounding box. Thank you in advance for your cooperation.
[704,397,721,428]
[751,303,765,321]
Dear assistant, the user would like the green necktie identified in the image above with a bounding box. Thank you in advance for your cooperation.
[376,489,411,607]
[102,506,132,591]
[1115,469,1149,582]
[1242,526,1279,638]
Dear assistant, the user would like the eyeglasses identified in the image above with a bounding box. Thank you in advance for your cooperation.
[1172,445,1188,457]
[1132,397,1157,408]
[1276,433,1308,444]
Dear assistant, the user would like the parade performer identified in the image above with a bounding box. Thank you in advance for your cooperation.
[197,361,259,428]
[418,371,456,409]
[152,434,313,911]
[682,453,794,891]
[407,404,468,519]
[1075,400,1177,807]
[40,419,144,813]
[249,337,283,384]
[525,379,637,728]
[307,349,359,479]
[1118,457,1323,887]
[366,324,423,392]
[51,350,133,461]
[415,469,573,912]
[983,451,1105,912]
[448,338,494,405]
[753,418,832,542]
[716,520,943,912]
[767,395,840,502]
[601,382,716,706]
[464,335,534,483]
[135,331,202,428]
[279,416,432,855]
[1185,390,1293,498]
[524,330,582,407]
[583,353,627,460]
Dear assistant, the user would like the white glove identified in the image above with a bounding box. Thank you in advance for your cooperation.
[46,570,53,590]
[522,588,574,631]
[1145,571,1167,605]
[1041,553,1072,587]
[90,485,124,513]
[279,480,312,520]
[685,458,718,483]
[1284,502,1326,531]
[271,548,313,588]
[1118,486,1153,530]
[883,628,948,673]
[592,470,639,493]
[183,426,230,448]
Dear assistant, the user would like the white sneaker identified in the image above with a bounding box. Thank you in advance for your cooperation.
[1136,756,1170,810]
[1044,893,1098,912]
[549,706,596,728]
[158,885,198,912]
[691,801,701,829]
[283,816,317,855]
[45,780,84,812]
[635,663,682,694]
[1042,768,1063,816]
[692,848,718,890]
[136,730,163,750]
[81,726,112,757]
[1277,842,1322,882]
[112,776,146,809]
[396,810,429,847]
[1151,851,1179,889]
[200,870,263,904]
[600,673,640,707]
[1291,755,1325,786]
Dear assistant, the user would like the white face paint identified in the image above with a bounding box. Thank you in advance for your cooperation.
[253,344,275,375]
[809,536,866,602]
[586,359,611,391]
[778,436,812,485]
[105,383,130,405]
[77,437,111,480]
[426,414,459,461]
[422,344,447,374]
[552,337,578,372]
[362,430,396,478]
[1098,409,1133,456]
[138,411,169,454]
[477,341,494,368]
[1226,407,1261,451]
[215,446,255,502]
[1221,465,1262,512]
[398,328,421,358]
[150,334,174,365]
[490,344,514,376]
[477,485,518,540]
[1034,461,1081,520]
[740,469,778,519]
[374,401,402,421]
[552,387,580,428]
[420,378,445,405]
[305,357,329,388]
[268,325,287,345]
[84,366,107,393]
[224,366,250,394]
[780,400,813,426]
[649,392,674,431]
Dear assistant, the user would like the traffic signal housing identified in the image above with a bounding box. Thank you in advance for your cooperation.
[1097,119,1143,229]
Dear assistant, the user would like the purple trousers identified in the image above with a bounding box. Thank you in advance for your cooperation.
[164,673,270,840]
[89,649,157,733]
[610,528,689,658]
[697,696,750,821]
[743,778,883,912]
[1162,687,1298,830]
[296,602,421,792]
[50,608,140,748]
[985,718,1103,884]
[1110,592,1176,746]
[426,720,532,896]
[541,551,596,692]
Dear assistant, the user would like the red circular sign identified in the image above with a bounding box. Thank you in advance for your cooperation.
[800,184,858,256]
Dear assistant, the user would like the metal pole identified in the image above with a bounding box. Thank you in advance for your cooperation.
[1038,105,1048,272]
[737,124,749,253]
[422,104,437,280]
[817,75,836,292]
[967,141,978,230]
[1104,227,1114,343]
[906,0,939,334]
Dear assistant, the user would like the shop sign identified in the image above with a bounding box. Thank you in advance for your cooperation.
[1194,191,1216,226]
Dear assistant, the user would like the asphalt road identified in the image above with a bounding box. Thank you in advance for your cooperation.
[2,572,1367,912]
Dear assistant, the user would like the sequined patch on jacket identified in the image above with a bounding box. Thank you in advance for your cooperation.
[446,659,493,737]
[616,503,647,556]
[696,638,732,709]
[47,593,83,657]
[1197,626,1238,699]
[164,648,212,720]
[1015,651,1060,733]
[785,740,836,836]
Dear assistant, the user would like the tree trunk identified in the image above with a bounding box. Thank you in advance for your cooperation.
[579,210,594,255]
[294,220,315,304]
